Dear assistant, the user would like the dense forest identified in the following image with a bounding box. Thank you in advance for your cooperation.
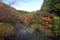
[0,0,60,40]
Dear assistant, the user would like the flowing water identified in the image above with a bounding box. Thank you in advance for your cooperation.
[15,23,53,40]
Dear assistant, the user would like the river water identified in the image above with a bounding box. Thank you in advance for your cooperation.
[15,23,53,40]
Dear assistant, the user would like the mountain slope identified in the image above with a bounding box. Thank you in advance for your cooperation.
[41,0,60,16]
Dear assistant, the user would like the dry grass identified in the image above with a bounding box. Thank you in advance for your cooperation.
[0,22,15,37]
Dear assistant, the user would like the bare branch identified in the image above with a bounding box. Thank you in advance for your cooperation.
[8,0,16,5]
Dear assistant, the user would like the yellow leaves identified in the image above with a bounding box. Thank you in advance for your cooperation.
[53,16,59,20]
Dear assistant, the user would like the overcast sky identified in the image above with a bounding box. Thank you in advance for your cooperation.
[3,0,44,12]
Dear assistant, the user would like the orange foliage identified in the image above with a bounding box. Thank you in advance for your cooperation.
[42,22,49,26]
[23,16,35,25]
[41,16,52,22]
[41,16,53,29]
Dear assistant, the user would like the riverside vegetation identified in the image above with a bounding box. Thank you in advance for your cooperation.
[0,0,60,40]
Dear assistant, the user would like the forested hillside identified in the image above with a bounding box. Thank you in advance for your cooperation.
[23,0,60,39]
[41,0,60,16]
[0,0,60,40]
[17,10,29,14]
[16,0,60,37]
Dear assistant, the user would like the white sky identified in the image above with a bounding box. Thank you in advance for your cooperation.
[2,0,44,12]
